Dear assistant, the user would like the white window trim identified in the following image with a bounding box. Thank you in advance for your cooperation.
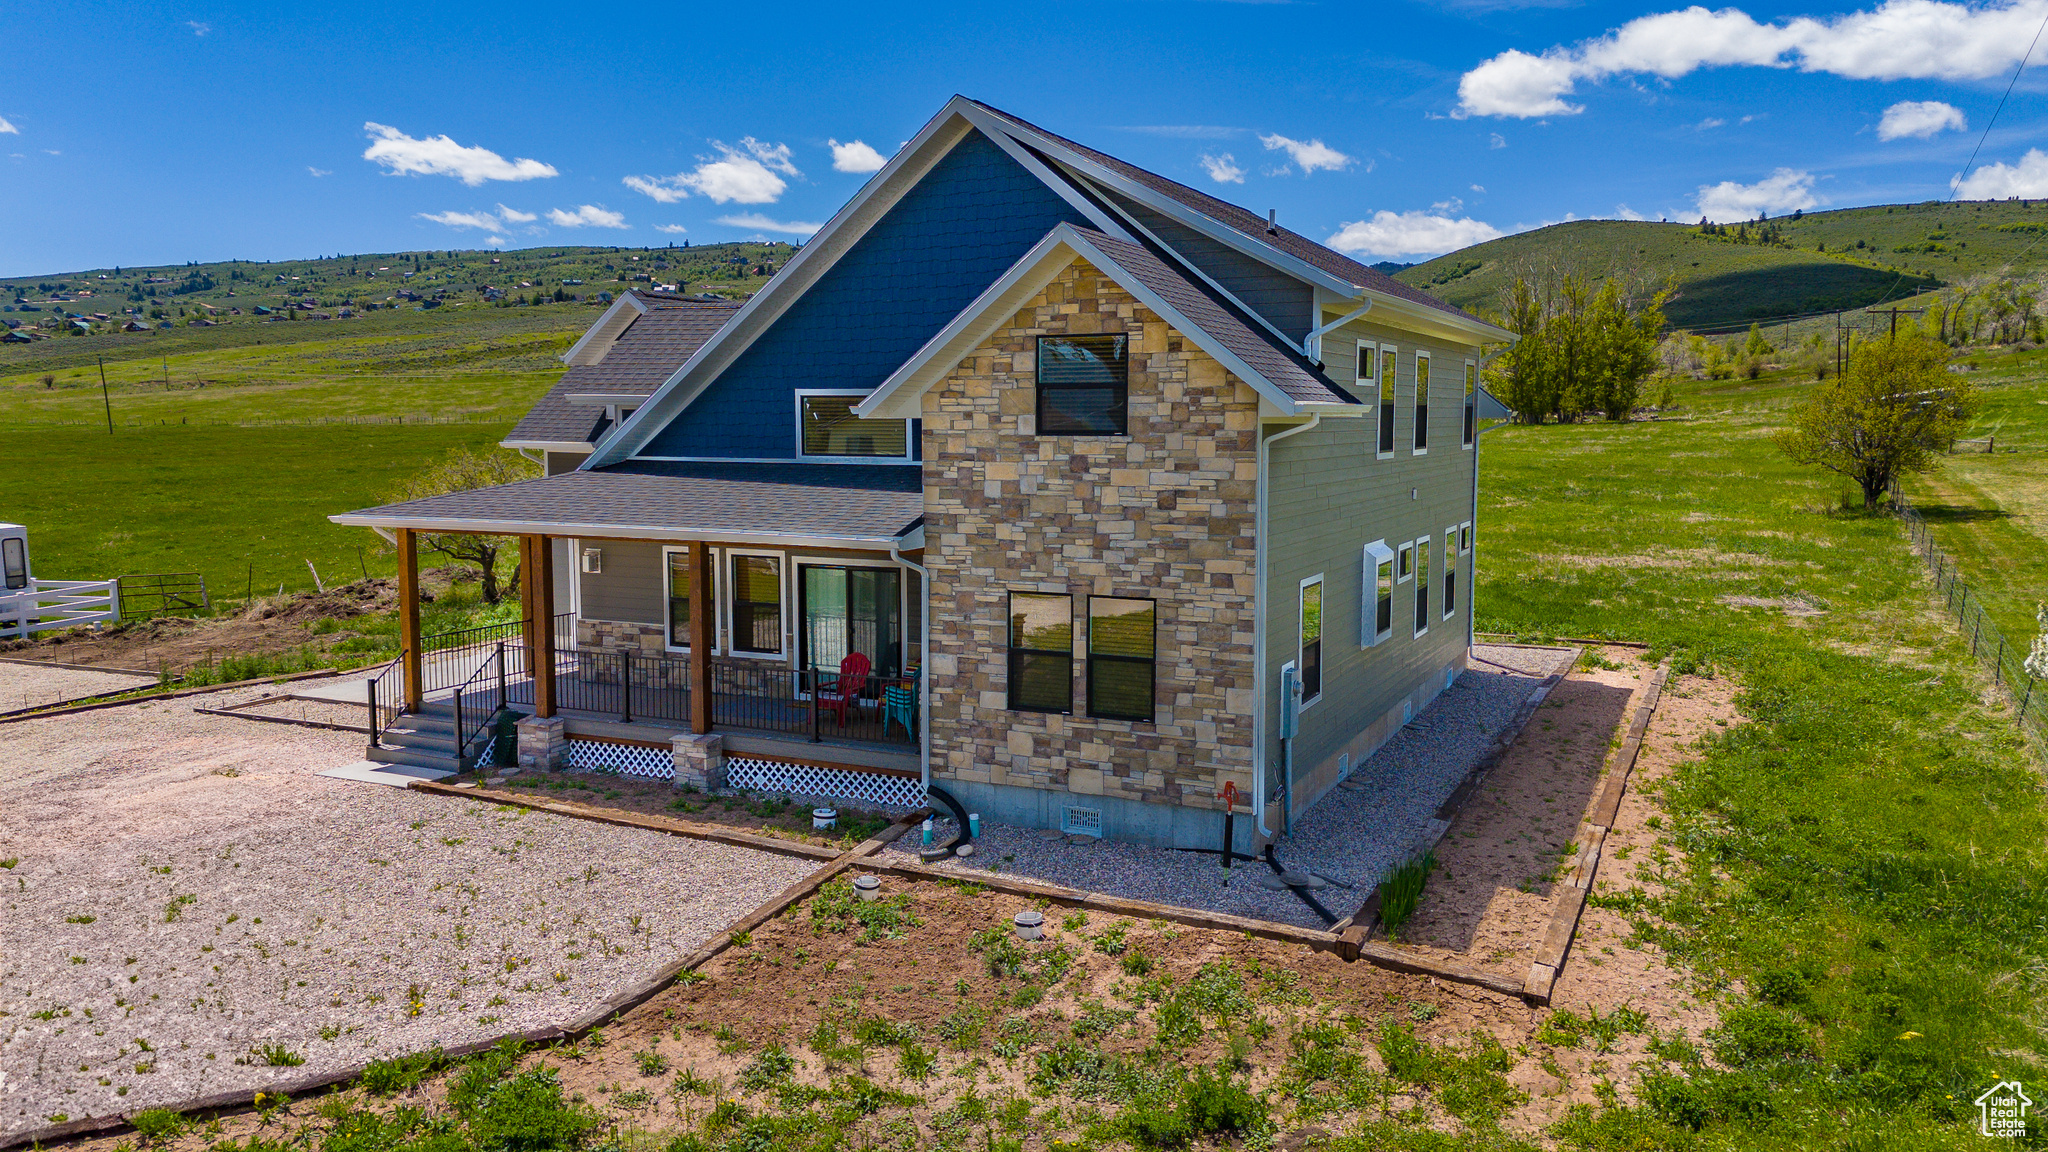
[1396,540,1414,584]
[1355,337,1376,390]
[1412,351,1431,456]
[1361,540,1395,648]
[660,544,722,655]
[1443,524,1460,621]
[1463,358,1477,451]
[1299,573,1324,710]
[1412,535,1431,639]
[1459,520,1474,556]
[723,547,790,661]
[1376,344,1397,461]
[793,388,912,464]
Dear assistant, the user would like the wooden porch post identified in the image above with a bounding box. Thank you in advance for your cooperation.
[517,536,541,662]
[396,528,423,712]
[688,540,712,735]
[528,535,557,718]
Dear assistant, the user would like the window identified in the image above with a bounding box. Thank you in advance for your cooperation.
[1413,537,1431,636]
[1355,338,1376,394]
[665,549,716,650]
[1397,540,1414,584]
[729,554,784,656]
[1299,576,1324,705]
[1413,353,1431,452]
[1463,360,1478,448]
[1037,335,1128,435]
[797,392,909,460]
[1443,524,1459,620]
[1087,597,1155,722]
[1377,347,1396,456]
[1,537,23,591]
[1008,592,1073,713]
[1361,540,1395,646]
[1459,522,1473,556]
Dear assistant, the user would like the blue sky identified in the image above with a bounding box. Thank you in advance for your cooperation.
[6,0,2048,277]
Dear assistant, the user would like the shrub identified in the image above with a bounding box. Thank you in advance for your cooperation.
[1641,1071,1711,1131]
[1377,850,1436,939]
[465,1067,600,1151]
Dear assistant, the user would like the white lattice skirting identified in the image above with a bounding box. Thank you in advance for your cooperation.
[566,738,674,781]
[725,756,925,810]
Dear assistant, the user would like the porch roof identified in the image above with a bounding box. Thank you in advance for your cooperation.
[331,460,925,550]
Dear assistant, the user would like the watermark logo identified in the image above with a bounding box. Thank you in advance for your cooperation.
[1977,1080,2033,1138]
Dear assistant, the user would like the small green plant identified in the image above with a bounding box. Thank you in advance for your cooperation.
[634,1048,669,1077]
[65,914,95,924]
[128,1108,185,1143]
[1376,850,1437,939]
[738,1045,795,1093]
[250,1043,305,1068]
[163,894,196,923]
[361,1049,442,1095]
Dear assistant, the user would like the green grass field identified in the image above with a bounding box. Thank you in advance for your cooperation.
[1471,361,2043,1148]
[1398,199,2048,332]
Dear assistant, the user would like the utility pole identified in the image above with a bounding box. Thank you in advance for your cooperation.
[1863,306,1926,341]
[97,357,113,434]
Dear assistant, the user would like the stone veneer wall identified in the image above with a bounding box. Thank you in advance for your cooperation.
[921,261,1260,819]
[573,619,686,688]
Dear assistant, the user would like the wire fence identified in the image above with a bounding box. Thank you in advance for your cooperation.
[1892,482,2045,749]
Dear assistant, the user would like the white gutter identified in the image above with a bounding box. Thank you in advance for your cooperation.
[1302,300,1372,364]
[889,537,932,793]
[1252,413,1322,839]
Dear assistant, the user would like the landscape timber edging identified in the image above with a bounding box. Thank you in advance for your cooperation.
[405,778,847,863]
[0,811,929,1152]
[1332,649,1582,956]
[0,668,341,724]
[1474,632,1654,650]
[192,693,371,735]
[862,858,1529,999]
[1523,662,1672,1004]
[0,655,168,677]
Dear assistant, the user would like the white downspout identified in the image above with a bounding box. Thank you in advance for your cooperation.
[1302,300,1373,365]
[1468,346,1510,652]
[890,538,932,792]
[1253,413,1322,839]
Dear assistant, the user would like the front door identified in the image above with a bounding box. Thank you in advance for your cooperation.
[800,565,900,677]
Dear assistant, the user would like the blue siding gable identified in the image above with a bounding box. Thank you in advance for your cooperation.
[640,129,1089,459]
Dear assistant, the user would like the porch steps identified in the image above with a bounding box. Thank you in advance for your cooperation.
[367,702,492,775]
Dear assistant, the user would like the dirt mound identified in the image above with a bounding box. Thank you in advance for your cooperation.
[243,578,399,624]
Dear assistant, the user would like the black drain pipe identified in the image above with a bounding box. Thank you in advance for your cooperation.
[1266,845,1338,926]
[923,783,974,859]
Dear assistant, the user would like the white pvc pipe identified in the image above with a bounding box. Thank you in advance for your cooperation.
[1253,413,1322,839]
[890,538,932,792]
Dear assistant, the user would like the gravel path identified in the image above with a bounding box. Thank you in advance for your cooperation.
[889,645,1576,931]
[0,663,155,714]
[0,675,817,1137]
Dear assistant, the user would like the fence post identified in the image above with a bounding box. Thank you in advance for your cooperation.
[496,643,507,710]
[1995,637,2006,685]
[810,667,821,744]
[620,652,633,725]
[454,687,465,773]
[2023,677,2037,729]
[1971,607,1982,658]
[368,675,380,749]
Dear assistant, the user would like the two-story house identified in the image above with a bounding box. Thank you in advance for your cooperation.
[332,95,1513,852]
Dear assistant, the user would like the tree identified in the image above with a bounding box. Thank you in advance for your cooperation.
[1485,273,1669,423]
[1741,322,1775,360]
[384,447,540,602]
[1773,336,1978,509]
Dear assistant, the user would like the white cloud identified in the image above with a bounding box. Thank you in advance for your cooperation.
[1697,117,1727,129]
[1258,133,1353,174]
[1489,132,1508,149]
[1613,203,1647,220]
[1457,0,2048,119]
[307,166,330,177]
[495,204,537,223]
[1695,167,1819,222]
[1327,211,1506,258]
[362,122,558,186]
[714,212,823,237]
[624,138,801,205]
[1432,196,1466,212]
[828,138,887,173]
[547,204,628,229]
[0,117,18,135]
[1878,99,1968,140]
[1956,148,2048,197]
[418,210,504,232]
[1200,153,1246,183]
[1472,184,1487,193]
[187,20,210,35]
[485,236,507,248]
[654,224,690,235]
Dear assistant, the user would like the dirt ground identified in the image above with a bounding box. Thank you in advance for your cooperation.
[472,773,901,853]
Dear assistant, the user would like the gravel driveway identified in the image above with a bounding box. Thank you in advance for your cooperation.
[0,662,155,715]
[890,645,1575,930]
[0,674,817,1138]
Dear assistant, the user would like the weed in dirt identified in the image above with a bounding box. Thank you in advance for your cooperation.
[673,1067,718,1097]
[1376,1021,1523,1132]
[807,877,921,943]
[634,1048,670,1076]
[1376,850,1437,939]
[361,1049,444,1096]
[738,1045,796,1093]
[937,1005,987,1051]
[247,1043,305,1068]
[1091,919,1132,955]
[162,893,195,922]
[1120,949,1155,976]
[128,1108,185,1143]
[64,913,95,924]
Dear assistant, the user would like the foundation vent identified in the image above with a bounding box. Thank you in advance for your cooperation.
[1061,805,1103,837]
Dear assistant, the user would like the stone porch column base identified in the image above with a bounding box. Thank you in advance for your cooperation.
[516,715,567,772]
[672,733,725,792]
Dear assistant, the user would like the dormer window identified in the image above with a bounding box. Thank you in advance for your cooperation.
[796,391,910,460]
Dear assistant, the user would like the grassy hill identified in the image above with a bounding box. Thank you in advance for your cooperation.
[1397,198,2048,332]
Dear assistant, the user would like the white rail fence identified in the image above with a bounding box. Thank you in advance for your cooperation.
[0,579,120,639]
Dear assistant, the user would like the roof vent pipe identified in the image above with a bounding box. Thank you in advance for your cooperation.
[1267,209,1278,235]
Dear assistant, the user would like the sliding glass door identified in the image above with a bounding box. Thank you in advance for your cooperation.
[800,565,901,677]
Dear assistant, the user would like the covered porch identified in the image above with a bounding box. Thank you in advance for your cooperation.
[330,461,929,779]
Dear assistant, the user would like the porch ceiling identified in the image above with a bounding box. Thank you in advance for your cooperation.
[330,460,925,549]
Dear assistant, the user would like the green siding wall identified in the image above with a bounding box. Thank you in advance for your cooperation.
[1263,320,1482,819]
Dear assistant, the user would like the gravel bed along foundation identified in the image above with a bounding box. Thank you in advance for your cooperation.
[0,674,817,1138]
[0,664,156,715]
[890,644,1575,930]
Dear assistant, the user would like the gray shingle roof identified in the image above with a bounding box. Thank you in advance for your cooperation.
[333,460,924,543]
[505,293,741,446]
[969,100,1483,325]
[1075,228,1355,406]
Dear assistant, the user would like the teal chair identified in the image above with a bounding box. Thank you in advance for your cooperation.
[883,676,917,739]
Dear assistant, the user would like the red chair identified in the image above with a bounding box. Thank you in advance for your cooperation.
[818,652,871,727]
